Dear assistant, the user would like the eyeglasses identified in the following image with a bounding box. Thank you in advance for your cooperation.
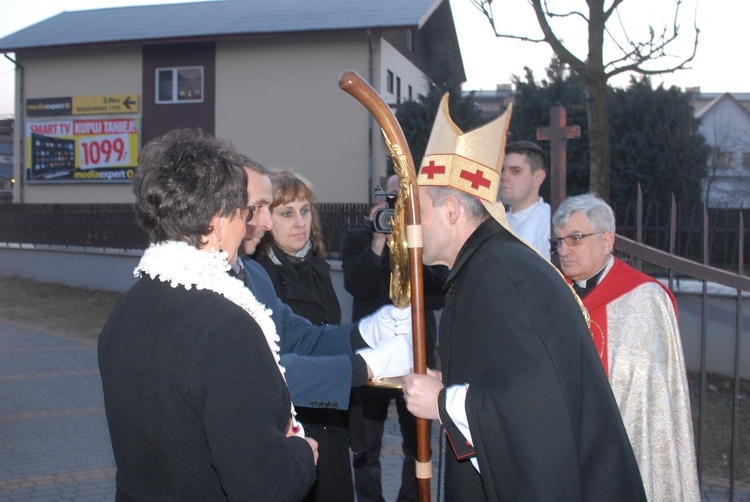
[244,205,258,223]
[549,232,604,252]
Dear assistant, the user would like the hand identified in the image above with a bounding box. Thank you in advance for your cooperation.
[285,418,304,438]
[402,369,443,420]
[357,334,413,380]
[304,437,319,466]
[358,304,412,348]
[371,231,390,256]
[286,419,318,465]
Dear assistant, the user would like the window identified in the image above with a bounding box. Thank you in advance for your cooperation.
[717,151,734,169]
[408,85,413,100]
[386,70,394,94]
[406,31,414,52]
[743,152,750,169]
[156,66,204,104]
[396,77,401,104]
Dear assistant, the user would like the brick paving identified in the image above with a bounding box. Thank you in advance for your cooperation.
[0,320,748,501]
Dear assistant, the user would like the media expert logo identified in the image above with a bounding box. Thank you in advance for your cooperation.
[26,95,140,117]
[73,169,136,181]
[27,98,72,117]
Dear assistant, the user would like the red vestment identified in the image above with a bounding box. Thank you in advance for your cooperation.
[581,257,677,376]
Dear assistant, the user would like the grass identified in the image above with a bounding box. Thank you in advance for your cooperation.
[689,371,750,487]
[0,275,121,344]
[0,275,747,489]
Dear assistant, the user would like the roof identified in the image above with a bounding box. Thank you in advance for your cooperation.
[0,0,442,51]
[695,92,750,121]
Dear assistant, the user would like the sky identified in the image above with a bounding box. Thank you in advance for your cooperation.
[0,0,747,119]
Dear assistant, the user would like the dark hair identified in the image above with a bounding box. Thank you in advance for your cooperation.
[133,128,248,248]
[238,154,270,175]
[257,170,326,258]
[505,141,547,173]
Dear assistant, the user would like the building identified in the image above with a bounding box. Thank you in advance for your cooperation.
[0,0,464,205]
[465,83,515,122]
[0,119,13,202]
[692,92,750,208]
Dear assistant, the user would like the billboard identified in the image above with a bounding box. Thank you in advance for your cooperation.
[26,118,140,182]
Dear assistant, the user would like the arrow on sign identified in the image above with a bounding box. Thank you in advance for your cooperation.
[123,97,136,109]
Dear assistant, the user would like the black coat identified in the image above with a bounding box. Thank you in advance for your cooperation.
[439,219,646,501]
[253,248,353,502]
[98,276,316,501]
[255,248,341,326]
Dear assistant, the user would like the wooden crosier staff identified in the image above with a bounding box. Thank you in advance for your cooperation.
[339,70,431,502]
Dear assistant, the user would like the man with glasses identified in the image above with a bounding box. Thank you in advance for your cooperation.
[233,157,414,424]
[552,193,699,501]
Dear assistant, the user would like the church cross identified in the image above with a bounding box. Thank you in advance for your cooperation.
[536,106,581,214]
[459,169,491,190]
[421,160,445,179]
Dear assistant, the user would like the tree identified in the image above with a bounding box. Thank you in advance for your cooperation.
[472,0,699,202]
[608,76,708,212]
[508,60,590,201]
[396,44,484,169]
[508,60,708,214]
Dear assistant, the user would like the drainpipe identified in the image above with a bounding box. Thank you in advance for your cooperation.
[4,53,23,204]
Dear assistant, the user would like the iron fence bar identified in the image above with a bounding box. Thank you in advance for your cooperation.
[729,212,744,501]
[699,204,709,485]
[669,195,677,290]
[635,184,643,271]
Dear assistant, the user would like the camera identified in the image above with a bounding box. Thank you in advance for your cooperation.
[368,185,397,234]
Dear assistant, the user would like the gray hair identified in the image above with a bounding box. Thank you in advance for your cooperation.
[425,186,489,224]
[552,194,616,232]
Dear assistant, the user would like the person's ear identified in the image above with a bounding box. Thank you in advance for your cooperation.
[212,216,223,242]
[534,169,546,188]
[602,231,615,255]
[445,196,461,224]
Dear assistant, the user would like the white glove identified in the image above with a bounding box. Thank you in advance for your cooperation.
[358,305,412,348]
[357,334,413,380]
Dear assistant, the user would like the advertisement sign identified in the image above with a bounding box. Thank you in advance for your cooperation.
[27,94,140,117]
[26,118,140,183]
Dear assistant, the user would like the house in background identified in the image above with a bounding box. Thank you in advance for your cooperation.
[465,83,515,122]
[0,0,464,205]
[693,92,750,208]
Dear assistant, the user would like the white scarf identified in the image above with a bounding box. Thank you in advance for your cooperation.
[134,240,303,434]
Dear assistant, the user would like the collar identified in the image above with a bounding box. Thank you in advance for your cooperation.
[574,255,614,290]
[444,218,501,287]
[507,197,545,217]
[134,241,301,433]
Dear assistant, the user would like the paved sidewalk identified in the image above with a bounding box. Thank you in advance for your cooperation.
[0,321,748,501]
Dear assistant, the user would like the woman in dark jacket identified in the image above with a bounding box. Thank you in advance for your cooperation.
[254,170,351,502]
[98,129,317,501]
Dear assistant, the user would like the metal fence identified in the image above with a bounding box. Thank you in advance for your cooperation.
[612,189,749,499]
[0,202,370,257]
[614,199,750,273]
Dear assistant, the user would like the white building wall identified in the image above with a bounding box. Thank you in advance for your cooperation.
[216,33,374,204]
[379,38,431,106]
[699,96,750,207]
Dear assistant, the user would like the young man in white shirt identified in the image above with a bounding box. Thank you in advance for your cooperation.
[499,141,551,259]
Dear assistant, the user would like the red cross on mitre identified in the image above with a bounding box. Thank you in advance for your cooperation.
[420,160,446,179]
[459,168,492,190]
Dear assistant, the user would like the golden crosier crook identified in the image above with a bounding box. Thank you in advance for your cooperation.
[339,70,432,502]
[385,136,411,308]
